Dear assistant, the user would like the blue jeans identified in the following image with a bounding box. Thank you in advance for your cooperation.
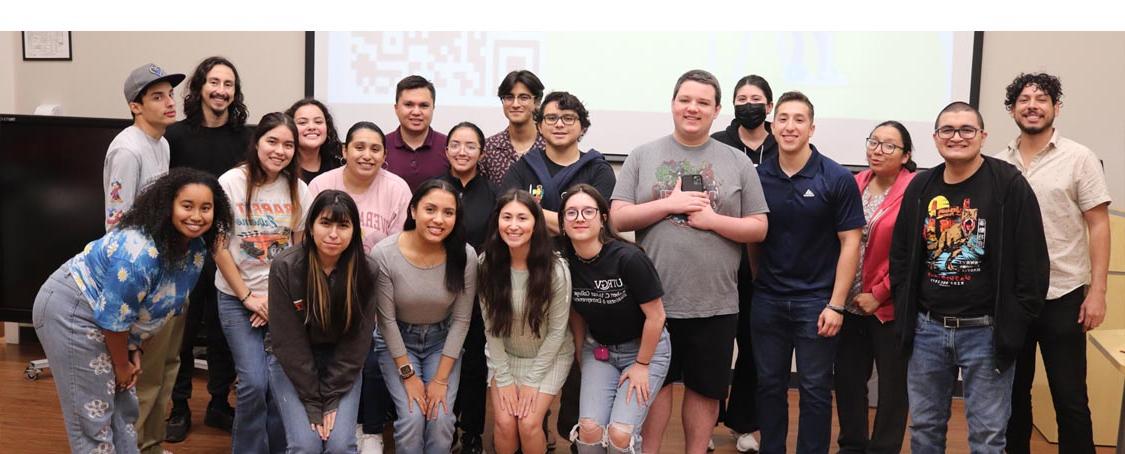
[574,331,671,454]
[751,294,839,454]
[269,353,362,453]
[217,290,285,453]
[908,312,1015,454]
[375,319,462,454]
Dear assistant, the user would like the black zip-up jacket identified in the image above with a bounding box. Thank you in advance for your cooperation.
[890,155,1048,372]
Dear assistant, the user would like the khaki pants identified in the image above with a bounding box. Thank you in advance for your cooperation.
[135,312,186,454]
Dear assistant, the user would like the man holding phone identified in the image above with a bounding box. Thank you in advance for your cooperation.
[611,69,769,454]
[751,91,864,453]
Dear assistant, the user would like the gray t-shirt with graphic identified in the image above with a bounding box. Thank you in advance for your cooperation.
[611,135,768,318]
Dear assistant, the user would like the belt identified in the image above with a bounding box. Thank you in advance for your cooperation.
[921,310,992,328]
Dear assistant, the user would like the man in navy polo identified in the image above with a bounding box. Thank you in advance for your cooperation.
[752,91,864,454]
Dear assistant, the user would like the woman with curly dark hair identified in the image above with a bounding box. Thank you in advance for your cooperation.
[286,98,345,184]
[214,111,313,452]
[478,189,574,454]
[32,168,232,453]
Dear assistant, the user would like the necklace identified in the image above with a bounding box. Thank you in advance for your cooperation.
[576,246,603,264]
[576,251,600,264]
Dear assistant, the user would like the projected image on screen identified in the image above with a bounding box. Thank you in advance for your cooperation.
[314,32,976,167]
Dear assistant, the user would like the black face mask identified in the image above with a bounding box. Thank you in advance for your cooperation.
[734,102,767,130]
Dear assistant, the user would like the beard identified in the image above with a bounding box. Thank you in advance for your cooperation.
[1017,115,1053,135]
[207,95,230,116]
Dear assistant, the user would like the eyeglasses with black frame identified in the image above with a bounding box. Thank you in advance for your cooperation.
[564,207,599,222]
[500,94,535,105]
[864,138,903,155]
[935,126,980,140]
[542,114,580,126]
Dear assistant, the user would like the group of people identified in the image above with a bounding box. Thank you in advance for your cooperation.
[30,54,1110,454]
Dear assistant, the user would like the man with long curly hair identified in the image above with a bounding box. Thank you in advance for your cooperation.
[163,56,251,442]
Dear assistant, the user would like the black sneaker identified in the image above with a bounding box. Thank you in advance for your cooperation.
[460,432,483,454]
[164,404,190,443]
[204,402,234,432]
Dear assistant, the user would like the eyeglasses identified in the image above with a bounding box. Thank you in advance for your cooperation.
[935,126,981,140]
[564,207,599,222]
[500,94,535,105]
[447,142,480,153]
[542,114,580,126]
[864,138,904,155]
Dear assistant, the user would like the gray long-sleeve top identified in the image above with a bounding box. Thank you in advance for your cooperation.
[371,232,477,359]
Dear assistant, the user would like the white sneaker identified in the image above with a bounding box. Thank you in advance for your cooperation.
[735,432,760,453]
[356,427,384,454]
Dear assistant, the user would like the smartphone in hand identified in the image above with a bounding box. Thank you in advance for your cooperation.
[680,174,704,192]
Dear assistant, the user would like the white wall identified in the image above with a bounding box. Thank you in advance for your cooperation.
[6,31,304,120]
[978,31,1125,204]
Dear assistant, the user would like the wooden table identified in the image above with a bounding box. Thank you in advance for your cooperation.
[1089,329,1125,454]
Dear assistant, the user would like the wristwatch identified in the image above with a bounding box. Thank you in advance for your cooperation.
[826,304,846,315]
[398,363,416,380]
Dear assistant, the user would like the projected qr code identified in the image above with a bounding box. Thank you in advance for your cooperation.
[333,32,542,106]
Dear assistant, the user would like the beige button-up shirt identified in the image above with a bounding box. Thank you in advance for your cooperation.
[995,129,1112,299]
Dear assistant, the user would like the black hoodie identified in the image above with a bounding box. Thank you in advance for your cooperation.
[501,147,615,212]
[711,119,777,165]
[890,155,1048,372]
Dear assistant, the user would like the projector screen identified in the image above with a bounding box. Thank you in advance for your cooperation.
[311,32,978,168]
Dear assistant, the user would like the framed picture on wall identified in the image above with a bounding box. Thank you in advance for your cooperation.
[22,32,72,61]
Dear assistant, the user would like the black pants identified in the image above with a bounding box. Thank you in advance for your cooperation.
[1007,286,1095,454]
[171,261,235,408]
[358,338,392,434]
[719,255,758,433]
[454,302,488,436]
[833,312,908,454]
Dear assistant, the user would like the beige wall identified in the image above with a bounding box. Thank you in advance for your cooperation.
[4,31,304,120]
[978,31,1125,204]
[0,32,16,112]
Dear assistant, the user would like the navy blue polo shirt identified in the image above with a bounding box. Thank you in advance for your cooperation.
[754,145,865,299]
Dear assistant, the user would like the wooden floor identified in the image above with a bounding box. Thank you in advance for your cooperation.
[0,340,1111,453]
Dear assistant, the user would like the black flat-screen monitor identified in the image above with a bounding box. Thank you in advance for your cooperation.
[1,114,132,323]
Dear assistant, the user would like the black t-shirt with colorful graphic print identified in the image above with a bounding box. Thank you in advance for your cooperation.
[918,160,996,317]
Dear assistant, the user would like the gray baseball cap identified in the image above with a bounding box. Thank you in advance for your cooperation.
[123,63,185,103]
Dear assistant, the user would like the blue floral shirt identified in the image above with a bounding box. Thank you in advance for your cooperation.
[68,228,207,346]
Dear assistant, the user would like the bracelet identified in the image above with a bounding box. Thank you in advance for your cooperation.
[635,359,650,366]
[825,304,846,315]
[433,378,449,385]
[239,290,252,303]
